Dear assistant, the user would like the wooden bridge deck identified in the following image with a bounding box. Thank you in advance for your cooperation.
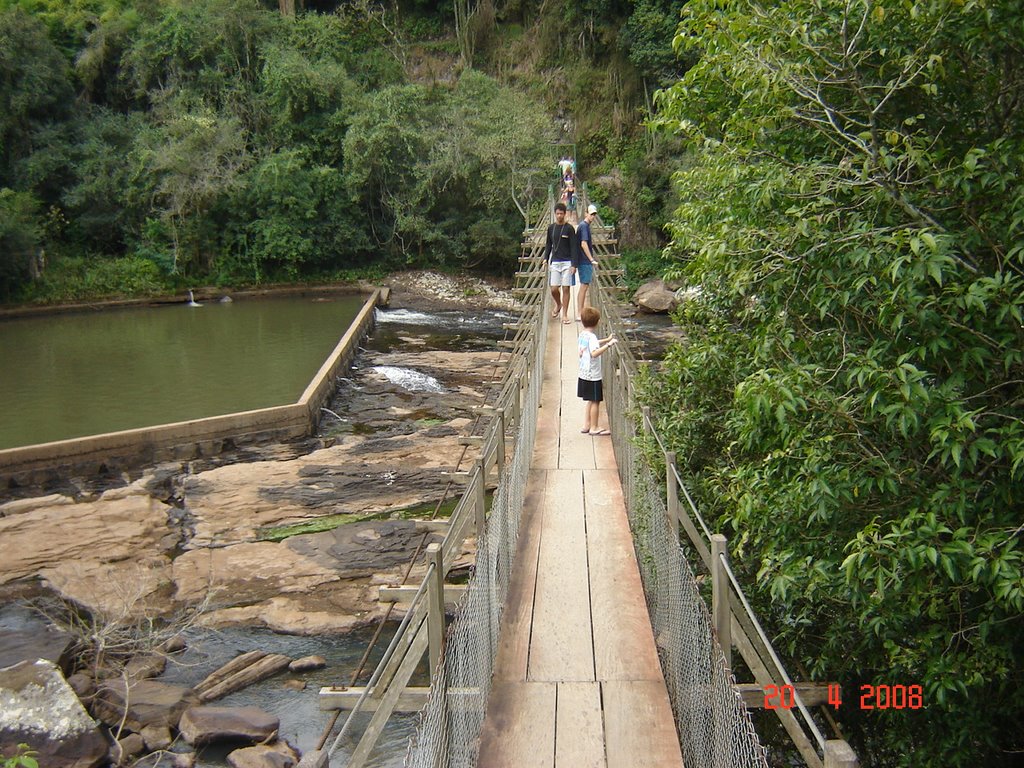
[477,305,684,768]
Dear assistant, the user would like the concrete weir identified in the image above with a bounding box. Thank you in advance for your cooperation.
[0,288,389,486]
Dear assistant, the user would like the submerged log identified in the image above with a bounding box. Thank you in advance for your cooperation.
[194,650,266,697]
[197,653,292,702]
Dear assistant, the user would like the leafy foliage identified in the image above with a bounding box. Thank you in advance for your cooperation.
[650,0,1024,764]
[0,0,556,300]
[0,744,37,768]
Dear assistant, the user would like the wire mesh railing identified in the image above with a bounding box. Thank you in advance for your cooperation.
[593,264,858,768]
[401,209,551,768]
[298,201,553,768]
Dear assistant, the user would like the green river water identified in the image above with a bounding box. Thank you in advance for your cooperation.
[0,294,367,450]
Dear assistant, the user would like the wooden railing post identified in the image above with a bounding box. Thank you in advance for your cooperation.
[510,376,522,431]
[496,408,507,475]
[426,543,445,681]
[825,741,858,768]
[711,534,732,670]
[666,451,679,544]
[474,460,487,538]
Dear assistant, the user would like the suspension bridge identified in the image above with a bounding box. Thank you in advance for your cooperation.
[299,186,860,768]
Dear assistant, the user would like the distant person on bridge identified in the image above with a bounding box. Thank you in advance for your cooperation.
[575,203,599,318]
[545,202,578,324]
[578,306,616,435]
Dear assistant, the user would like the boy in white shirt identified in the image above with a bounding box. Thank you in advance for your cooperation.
[577,306,617,435]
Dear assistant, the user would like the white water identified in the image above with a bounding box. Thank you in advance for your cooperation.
[375,307,517,329]
[371,366,445,393]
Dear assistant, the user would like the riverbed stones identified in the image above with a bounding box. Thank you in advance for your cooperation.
[113,732,146,763]
[140,724,173,751]
[92,678,199,732]
[178,705,279,746]
[227,741,300,768]
[134,752,195,768]
[124,653,168,682]
[0,659,109,768]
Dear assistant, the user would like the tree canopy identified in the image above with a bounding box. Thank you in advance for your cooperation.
[0,0,557,300]
[651,0,1024,763]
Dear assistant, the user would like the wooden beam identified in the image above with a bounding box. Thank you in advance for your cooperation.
[319,685,482,712]
[379,584,467,605]
[411,519,450,534]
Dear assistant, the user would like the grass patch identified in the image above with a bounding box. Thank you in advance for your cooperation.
[256,497,461,542]
[257,510,390,542]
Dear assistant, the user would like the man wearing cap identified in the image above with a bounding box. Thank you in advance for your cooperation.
[575,203,599,318]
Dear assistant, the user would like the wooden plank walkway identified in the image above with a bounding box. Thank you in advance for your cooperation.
[478,302,684,768]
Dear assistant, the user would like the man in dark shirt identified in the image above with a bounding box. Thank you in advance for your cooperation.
[544,202,577,324]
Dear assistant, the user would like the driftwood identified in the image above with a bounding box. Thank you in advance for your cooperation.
[194,651,292,702]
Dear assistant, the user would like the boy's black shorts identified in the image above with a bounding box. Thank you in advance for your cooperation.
[578,378,603,402]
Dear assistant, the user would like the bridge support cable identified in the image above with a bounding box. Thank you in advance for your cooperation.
[594,266,859,767]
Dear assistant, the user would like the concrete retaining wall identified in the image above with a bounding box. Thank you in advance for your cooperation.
[0,289,384,486]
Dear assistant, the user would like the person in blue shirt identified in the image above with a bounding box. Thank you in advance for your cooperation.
[575,204,599,318]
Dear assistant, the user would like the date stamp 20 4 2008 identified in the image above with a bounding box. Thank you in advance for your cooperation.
[763,683,924,711]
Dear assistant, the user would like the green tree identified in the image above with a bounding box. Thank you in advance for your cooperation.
[144,107,251,273]
[0,7,73,183]
[652,0,1024,764]
[0,187,41,297]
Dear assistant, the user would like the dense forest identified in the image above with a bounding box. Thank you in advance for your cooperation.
[2,0,1022,766]
[647,0,1024,764]
[0,0,681,302]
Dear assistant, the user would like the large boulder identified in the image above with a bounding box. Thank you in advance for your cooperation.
[92,678,198,732]
[0,659,109,768]
[634,280,680,314]
[178,706,279,747]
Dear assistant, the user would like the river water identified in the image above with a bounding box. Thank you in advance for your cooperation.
[161,626,420,768]
[0,294,366,450]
